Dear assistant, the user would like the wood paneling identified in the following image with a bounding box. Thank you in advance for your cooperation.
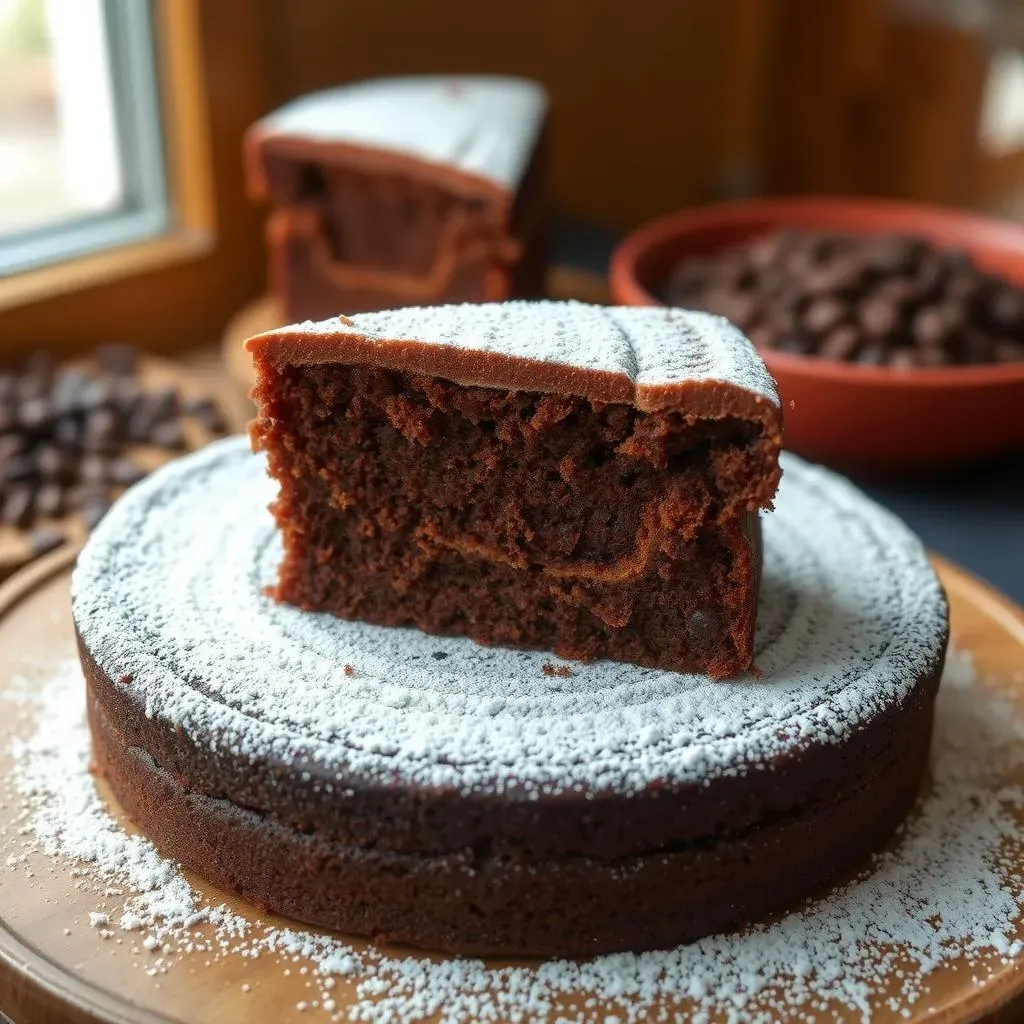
[263,0,778,232]
[764,0,989,206]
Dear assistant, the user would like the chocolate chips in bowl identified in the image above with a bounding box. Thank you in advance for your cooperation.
[664,229,1024,369]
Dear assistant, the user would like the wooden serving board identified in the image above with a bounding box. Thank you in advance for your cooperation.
[0,355,246,586]
[1,551,1024,1024]
[220,268,613,397]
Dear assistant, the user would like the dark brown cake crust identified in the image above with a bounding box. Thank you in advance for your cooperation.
[86,647,939,957]
[249,355,780,679]
[73,438,948,958]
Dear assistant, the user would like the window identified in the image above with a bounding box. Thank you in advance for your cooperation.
[0,0,168,276]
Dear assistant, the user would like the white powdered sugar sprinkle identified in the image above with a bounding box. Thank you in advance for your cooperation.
[5,648,1024,1022]
[267,301,782,407]
[258,75,547,190]
[70,439,946,798]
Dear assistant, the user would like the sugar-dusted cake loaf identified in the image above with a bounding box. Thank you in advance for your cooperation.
[244,75,549,319]
[247,301,783,678]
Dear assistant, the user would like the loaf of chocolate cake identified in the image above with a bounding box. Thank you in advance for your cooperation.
[244,76,549,319]
[247,301,782,678]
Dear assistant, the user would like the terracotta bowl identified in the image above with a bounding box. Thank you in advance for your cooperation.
[609,197,1024,471]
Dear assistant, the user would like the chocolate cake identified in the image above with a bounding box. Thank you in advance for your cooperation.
[247,301,783,679]
[72,438,949,956]
[244,76,549,319]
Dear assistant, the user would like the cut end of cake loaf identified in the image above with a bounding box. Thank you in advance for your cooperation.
[248,301,782,678]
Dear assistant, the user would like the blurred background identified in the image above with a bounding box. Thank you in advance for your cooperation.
[0,0,1020,596]
[6,1,1024,255]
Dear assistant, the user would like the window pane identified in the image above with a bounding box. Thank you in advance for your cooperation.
[0,0,122,236]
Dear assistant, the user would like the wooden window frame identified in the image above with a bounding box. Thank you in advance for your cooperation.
[0,0,272,357]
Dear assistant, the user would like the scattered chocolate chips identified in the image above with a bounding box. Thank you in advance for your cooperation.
[0,348,229,538]
[664,229,1024,366]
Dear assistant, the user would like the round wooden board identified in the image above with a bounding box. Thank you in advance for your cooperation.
[0,355,243,587]
[220,269,613,398]
[2,551,1024,1024]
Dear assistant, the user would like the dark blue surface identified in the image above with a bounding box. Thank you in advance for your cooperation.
[853,459,1024,605]
[557,218,1024,605]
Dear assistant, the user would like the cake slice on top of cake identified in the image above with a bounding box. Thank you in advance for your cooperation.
[247,301,782,679]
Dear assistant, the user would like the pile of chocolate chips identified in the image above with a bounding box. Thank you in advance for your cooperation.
[664,229,1024,366]
[0,346,227,552]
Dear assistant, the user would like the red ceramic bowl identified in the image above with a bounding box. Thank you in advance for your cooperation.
[610,197,1024,471]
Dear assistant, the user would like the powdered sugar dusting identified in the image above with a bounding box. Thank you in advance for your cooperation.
[258,75,547,190]
[5,649,1024,1022]
[71,438,945,798]
[268,301,781,407]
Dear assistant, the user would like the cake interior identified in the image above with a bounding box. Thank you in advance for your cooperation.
[251,362,779,677]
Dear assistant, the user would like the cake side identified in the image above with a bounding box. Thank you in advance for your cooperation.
[70,439,950,852]
[71,439,948,956]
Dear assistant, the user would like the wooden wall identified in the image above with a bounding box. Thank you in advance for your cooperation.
[258,0,999,232]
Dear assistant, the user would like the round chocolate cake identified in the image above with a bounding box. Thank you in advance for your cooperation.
[72,437,948,957]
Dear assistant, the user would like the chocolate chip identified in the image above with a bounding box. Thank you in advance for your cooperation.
[0,432,25,463]
[80,454,110,486]
[875,276,922,308]
[112,379,142,418]
[803,298,847,335]
[185,396,228,435]
[863,234,925,274]
[95,344,137,377]
[995,340,1024,363]
[887,348,922,369]
[35,444,75,481]
[51,368,91,417]
[53,416,81,448]
[148,386,180,422]
[911,306,950,349]
[3,453,36,484]
[82,407,120,453]
[431,651,449,660]
[916,346,950,367]
[988,288,1024,329]
[2,486,33,527]
[34,483,64,518]
[18,396,50,431]
[28,526,65,557]
[858,297,901,338]
[819,326,861,361]
[150,419,186,450]
[109,458,145,487]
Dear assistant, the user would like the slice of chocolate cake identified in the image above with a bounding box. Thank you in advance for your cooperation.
[247,301,782,678]
[244,75,549,319]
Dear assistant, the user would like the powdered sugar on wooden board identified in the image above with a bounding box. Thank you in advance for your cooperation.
[257,76,547,190]
[4,649,1024,1023]
[257,301,782,408]
[71,438,945,797]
